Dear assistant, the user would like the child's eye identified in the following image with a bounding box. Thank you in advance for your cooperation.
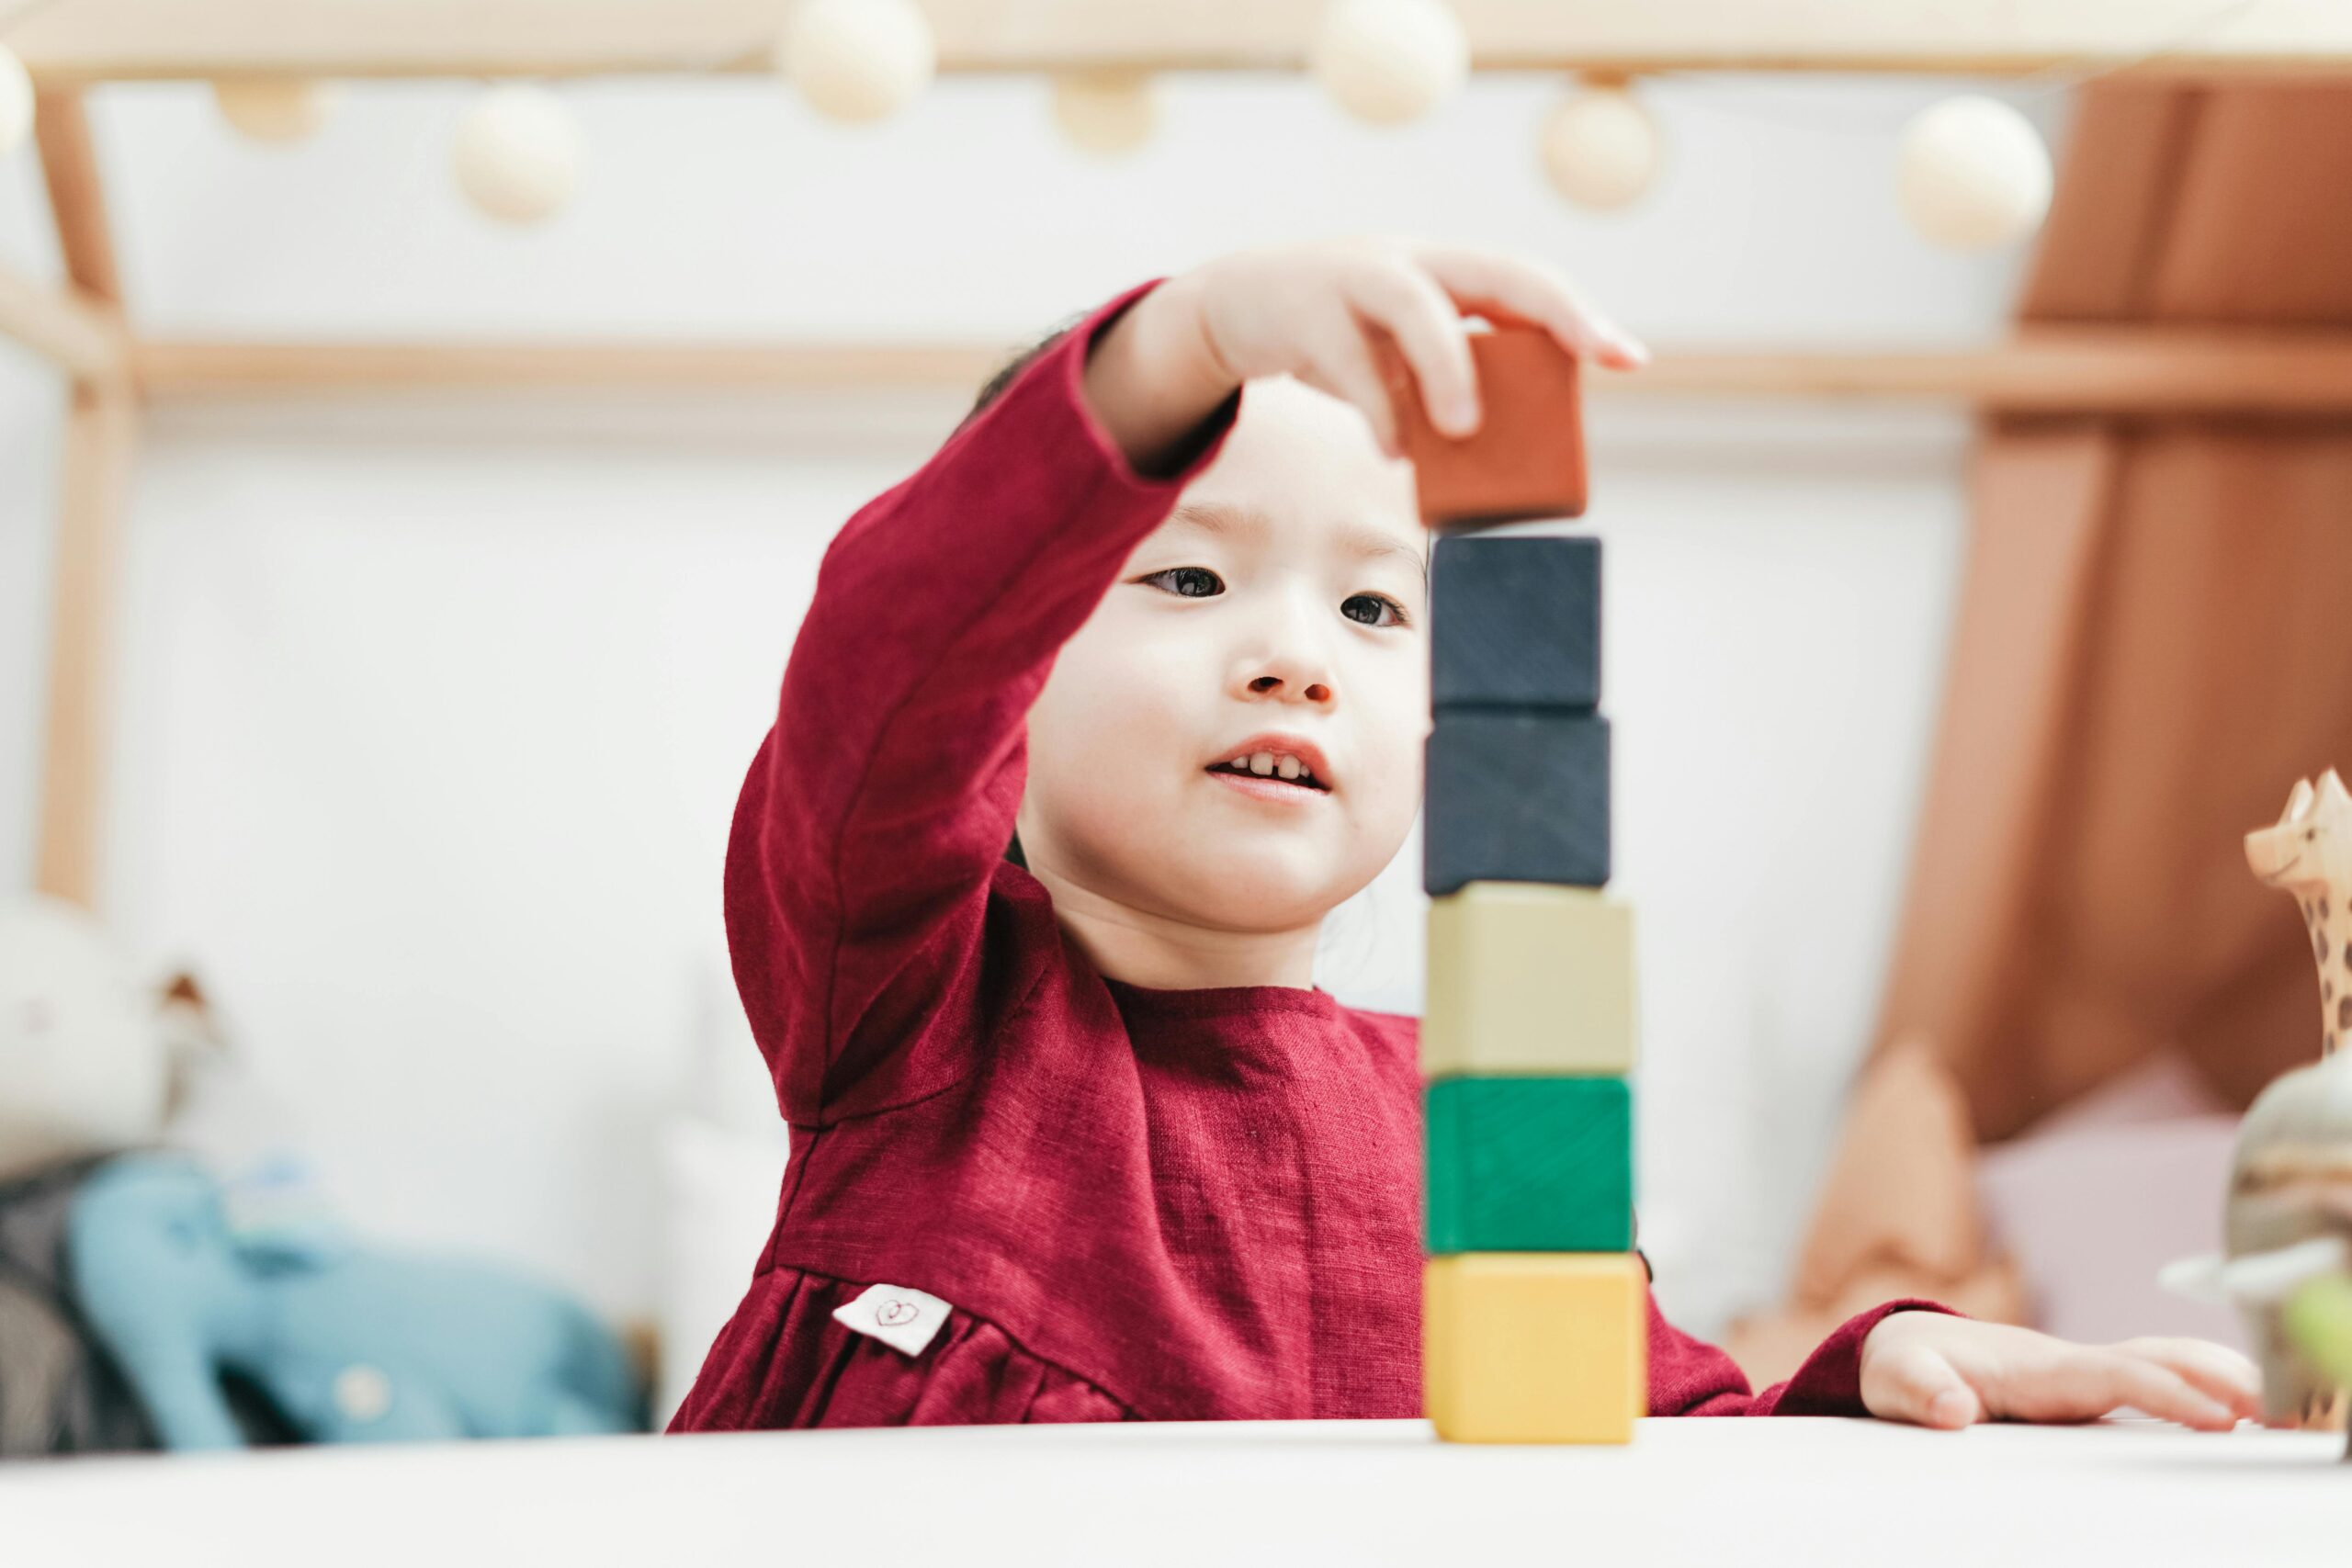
[1341,592,1408,628]
[1143,566,1225,598]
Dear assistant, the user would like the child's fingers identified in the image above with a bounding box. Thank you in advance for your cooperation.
[1338,260,1479,438]
[1868,1345,1983,1429]
[1300,311,1403,457]
[1415,246,1649,370]
[2112,1337,2264,1420]
[2070,1351,2240,1431]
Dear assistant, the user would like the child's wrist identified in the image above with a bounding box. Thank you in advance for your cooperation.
[1081,274,1239,476]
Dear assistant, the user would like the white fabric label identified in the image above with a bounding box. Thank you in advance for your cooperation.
[832,1281,953,1358]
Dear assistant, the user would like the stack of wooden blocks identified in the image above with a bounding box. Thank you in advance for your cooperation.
[1404,329,1645,1444]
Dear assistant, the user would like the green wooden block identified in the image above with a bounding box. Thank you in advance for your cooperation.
[1425,1077,1632,1255]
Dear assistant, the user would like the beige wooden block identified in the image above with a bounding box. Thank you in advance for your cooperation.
[1424,1253,1646,1443]
[1423,882,1636,1077]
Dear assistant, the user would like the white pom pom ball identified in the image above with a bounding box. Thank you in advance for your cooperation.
[1052,70,1159,158]
[214,77,336,143]
[452,85,581,225]
[1541,84,1662,212]
[779,0,936,124]
[0,897,169,1183]
[0,45,32,159]
[1311,0,1469,127]
[1896,95,2052,252]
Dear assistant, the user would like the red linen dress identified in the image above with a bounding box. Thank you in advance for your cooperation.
[669,282,1943,1432]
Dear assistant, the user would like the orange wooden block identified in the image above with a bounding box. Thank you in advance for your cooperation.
[1396,327,1588,529]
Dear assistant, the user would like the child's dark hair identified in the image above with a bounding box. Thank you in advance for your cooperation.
[968,318,1080,870]
[961,316,1081,430]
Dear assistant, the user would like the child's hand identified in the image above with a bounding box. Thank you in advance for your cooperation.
[1084,239,1646,471]
[1858,1311,2265,1431]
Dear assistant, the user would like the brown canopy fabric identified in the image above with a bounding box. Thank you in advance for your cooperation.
[1729,81,2352,1379]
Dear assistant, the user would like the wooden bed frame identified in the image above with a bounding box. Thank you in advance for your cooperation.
[7,0,2352,910]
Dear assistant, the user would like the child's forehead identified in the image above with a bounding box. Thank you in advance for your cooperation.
[1157,498,1427,577]
[1168,376,1424,558]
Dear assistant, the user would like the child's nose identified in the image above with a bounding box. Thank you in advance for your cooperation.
[1248,672,1333,705]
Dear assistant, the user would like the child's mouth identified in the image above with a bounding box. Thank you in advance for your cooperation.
[1205,752,1330,797]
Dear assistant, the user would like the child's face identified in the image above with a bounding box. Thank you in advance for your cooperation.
[1020,377,1431,937]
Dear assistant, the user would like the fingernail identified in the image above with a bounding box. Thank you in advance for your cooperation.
[1448,393,1480,435]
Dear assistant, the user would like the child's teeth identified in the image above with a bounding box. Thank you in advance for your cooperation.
[1250,752,1274,776]
[1276,756,1301,781]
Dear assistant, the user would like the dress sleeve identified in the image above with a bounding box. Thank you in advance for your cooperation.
[726,279,1239,1126]
[1648,1297,1958,1417]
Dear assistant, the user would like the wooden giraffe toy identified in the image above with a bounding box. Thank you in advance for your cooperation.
[2163,772,2352,1439]
[2245,768,2352,1055]
[2165,771,2352,1439]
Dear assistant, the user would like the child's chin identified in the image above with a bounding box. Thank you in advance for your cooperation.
[1178,844,1347,925]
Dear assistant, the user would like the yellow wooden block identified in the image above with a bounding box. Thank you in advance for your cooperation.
[1424,1253,1646,1443]
[1423,883,1636,1077]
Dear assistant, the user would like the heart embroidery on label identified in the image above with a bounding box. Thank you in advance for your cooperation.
[833,1281,952,1357]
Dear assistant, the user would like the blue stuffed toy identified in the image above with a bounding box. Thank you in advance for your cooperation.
[67,1154,645,1449]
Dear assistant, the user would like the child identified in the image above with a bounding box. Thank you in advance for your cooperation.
[670,240,2262,1433]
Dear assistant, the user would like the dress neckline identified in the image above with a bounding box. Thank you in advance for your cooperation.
[1099,975,1346,1020]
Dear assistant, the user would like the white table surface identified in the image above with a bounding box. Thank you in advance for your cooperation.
[6,1417,2347,1567]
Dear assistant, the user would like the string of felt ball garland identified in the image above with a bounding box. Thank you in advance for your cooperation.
[0,0,2260,248]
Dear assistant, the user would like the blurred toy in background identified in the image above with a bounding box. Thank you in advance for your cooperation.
[0,897,647,1454]
[2206,1055,2352,1438]
[2164,770,2352,1449]
[0,897,171,1183]
[150,970,339,1250]
[68,1155,646,1450]
[2283,1269,2352,1440]
[0,1156,168,1456]
[0,894,331,1213]
[0,897,178,1456]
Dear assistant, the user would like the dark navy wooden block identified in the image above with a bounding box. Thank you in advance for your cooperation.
[1430,535,1600,712]
[1424,710,1610,895]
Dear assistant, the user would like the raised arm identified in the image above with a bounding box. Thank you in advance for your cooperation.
[726,281,1240,1125]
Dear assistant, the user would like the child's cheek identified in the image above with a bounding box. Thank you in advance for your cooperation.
[1068,610,1197,732]
[1359,674,1431,844]
[1033,609,1201,802]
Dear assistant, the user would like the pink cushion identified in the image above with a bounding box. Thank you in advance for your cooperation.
[1973,1055,2245,1350]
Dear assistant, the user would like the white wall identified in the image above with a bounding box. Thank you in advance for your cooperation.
[0,71,2055,1336]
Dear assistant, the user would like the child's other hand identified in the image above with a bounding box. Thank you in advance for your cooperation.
[1858,1311,2264,1432]
[1085,238,1646,470]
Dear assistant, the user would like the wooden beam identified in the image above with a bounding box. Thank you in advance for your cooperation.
[129,328,2352,415]
[133,339,1001,394]
[33,382,138,911]
[6,83,125,383]
[1623,328,2352,412]
[11,0,2352,83]
[0,265,126,380]
[25,85,136,912]
[32,88,121,304]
